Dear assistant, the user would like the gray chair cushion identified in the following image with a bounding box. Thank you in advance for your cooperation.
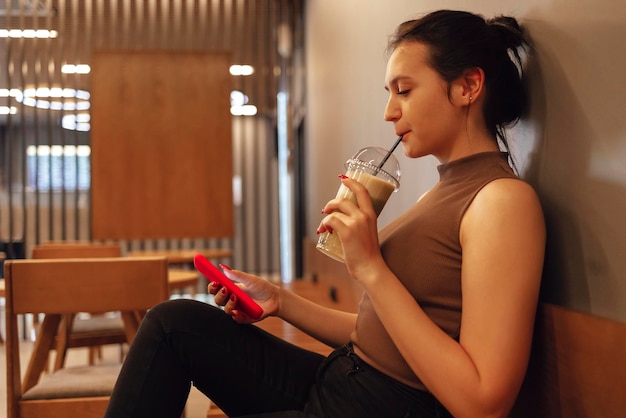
[22,364,122,400]
[72,315,124,333]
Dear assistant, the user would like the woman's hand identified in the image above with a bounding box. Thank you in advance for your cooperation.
[208,267,280,323]
[317,176,386,282]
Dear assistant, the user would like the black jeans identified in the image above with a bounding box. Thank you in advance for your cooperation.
[104,299,451,418]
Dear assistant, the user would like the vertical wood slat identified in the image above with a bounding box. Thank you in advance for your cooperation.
[70,0,81,241]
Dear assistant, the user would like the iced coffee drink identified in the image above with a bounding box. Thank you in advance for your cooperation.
[316,147,400,263]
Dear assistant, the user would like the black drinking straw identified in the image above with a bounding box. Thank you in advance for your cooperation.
[377,135,403,171]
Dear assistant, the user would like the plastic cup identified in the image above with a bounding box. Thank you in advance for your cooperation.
[316,146,400,263]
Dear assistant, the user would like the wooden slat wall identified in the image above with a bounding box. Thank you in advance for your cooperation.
[1,0,304,276]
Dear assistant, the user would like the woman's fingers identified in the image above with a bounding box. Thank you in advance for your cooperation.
[212,286,245,320]
[207,280,220,295]
[317,178,376,235]
[211,285,231,306]
[223,293,238,315]
[322,178,375,216]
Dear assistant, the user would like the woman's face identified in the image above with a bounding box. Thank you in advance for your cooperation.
[384,42,466,162]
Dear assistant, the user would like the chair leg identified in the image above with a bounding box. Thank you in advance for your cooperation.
[53,313,75,370]
[119,343,127,362]
[88,346,102,365]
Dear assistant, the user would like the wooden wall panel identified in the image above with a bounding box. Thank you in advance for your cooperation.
[90,50,233,240]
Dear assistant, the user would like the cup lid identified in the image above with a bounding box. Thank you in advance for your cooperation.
[346,147,401,189]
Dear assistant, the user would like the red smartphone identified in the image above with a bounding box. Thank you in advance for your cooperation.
[193,254,263,320]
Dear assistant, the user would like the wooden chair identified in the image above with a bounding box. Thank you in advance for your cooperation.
[4,256,169,418]
[31,242,127,369]
[31,242,122,259]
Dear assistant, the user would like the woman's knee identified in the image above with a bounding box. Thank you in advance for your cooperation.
[143,298,225,335]
[147,298,197,318]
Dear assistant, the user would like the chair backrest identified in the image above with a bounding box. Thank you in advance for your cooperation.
[31,242,122,259]
[3,257,169,418]
[6,257,167,315]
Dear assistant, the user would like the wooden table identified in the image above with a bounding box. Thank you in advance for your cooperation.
[168,269,199,295]
[128,248,232,265]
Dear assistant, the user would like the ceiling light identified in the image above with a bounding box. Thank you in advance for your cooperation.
[230,90,257,116]
[62,114,91,131]
[0,106,17,115]
[0,88,22,98]
[16,87,91,111]
[62,64,91,74]
[230,105,257,116]
[27,145,91,157]
[229,65,254,76]
[230,90,249,106]
[0,29,58,39]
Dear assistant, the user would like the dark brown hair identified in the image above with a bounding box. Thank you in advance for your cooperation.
[388,10,530,162]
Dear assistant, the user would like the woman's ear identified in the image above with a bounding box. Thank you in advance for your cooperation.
[451,67,485,106]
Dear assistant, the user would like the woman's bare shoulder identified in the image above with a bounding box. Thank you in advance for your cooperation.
[462,177,545,244]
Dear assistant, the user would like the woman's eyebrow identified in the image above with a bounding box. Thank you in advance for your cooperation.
[384,75,411,91]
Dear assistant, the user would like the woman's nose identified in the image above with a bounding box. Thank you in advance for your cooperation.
[384,98,400,122]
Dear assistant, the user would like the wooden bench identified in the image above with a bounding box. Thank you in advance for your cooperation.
[512,303,626,417]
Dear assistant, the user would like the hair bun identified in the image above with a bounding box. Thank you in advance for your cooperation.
[487,15,525,51]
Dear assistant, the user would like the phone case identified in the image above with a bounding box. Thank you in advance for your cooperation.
[193,254,263,319]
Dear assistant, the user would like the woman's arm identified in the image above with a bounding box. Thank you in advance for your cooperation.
[277,288,357,348]
[326,177,545,418]
[215,269,357,348]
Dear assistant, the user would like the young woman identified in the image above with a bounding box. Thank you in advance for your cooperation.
[104,10,545,418]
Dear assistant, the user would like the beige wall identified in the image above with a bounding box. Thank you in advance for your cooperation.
[305,0,626,320]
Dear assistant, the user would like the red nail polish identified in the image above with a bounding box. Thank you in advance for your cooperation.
[219,263,232,271]
[338,174,348,179]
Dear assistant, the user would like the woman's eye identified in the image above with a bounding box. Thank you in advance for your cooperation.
[397,89,410,96]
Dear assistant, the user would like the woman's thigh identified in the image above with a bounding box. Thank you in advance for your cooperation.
[146,299,326,416]
[170,303,324,415]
